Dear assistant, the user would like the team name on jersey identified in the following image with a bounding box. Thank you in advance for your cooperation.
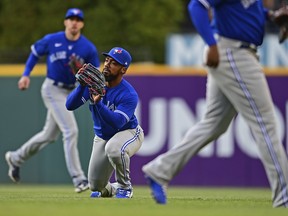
[50,51,67,63]
[106,101,116,111]
[241,0,257,8]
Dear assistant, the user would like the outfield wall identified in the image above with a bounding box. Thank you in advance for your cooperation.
[0,64,287,187]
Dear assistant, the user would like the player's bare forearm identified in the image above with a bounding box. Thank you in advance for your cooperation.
[206,45,220,68]
[18,76,30,90]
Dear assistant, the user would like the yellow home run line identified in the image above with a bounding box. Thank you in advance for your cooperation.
[0,64,288,76]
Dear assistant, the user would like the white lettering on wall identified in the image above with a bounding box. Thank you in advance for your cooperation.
[167,34,288,67]
[137,98,286,158]
[261,35,288,67]
[166,34,205,67]
[136,98,167,156]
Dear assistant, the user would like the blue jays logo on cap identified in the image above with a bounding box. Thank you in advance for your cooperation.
[103,47,132,68]
[114,49,123,54]
[65,8,84,20]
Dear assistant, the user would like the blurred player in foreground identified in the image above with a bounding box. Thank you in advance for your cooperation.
[142,0,288,208]
[5,8,100,193]
[66,47,144,198]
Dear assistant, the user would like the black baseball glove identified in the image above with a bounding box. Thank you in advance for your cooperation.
[272,6,288,43]
[75,63,106,96]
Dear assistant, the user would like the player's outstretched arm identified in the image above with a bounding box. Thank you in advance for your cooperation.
[66,85,89,110]
[18,52,40,90]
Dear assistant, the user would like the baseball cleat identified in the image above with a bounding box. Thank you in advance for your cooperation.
[145,175,167,204]
[115,188,133,198]
[75,180,89,193]
[5,151,20,183]
[90,191,102,198]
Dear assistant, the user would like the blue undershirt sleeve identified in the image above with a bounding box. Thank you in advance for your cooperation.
[188,1,217,46]
[95,102,127,129]
[22,53,39,77]
[66,85,89,110]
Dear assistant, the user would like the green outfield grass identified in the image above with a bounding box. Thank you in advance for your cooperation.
[0,184,286,216]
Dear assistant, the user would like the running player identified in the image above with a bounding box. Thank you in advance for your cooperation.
[66,47,144,198]
[5,8,100,193]
[142,0,288,208]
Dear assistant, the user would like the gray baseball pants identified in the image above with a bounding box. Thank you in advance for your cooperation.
[88,125,144,197]
[9,78,87,186]
[143,37,288,208]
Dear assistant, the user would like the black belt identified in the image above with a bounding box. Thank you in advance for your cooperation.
[53,81,75,90]
[239,42,257,53]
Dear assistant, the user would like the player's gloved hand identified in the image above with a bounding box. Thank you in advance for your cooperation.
[68,54,84,74]
[75,66,87,86]
[271,5,288,43]
[75,63,106,96]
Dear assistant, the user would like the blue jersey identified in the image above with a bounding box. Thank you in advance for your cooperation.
[24,31,100,85]
[66,79,139,140]
[188,0,269,46]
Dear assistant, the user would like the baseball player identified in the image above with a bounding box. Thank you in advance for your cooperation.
[142,0,288,208]
[66,47,144,198]
[5,8,100,193]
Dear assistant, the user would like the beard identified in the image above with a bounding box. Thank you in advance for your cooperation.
[104,73,118,82]
[103,67,121,82]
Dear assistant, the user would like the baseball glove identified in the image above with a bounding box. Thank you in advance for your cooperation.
[273,6,288,43]
[75,63,106,96]
[68,54,84,74]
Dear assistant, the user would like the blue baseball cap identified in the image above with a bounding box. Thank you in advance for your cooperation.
[102,47,132,68]
[65,8,84,20]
